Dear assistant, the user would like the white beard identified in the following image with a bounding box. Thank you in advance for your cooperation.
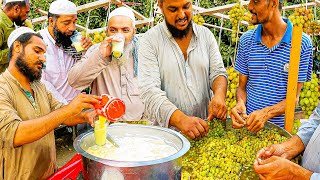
[110,42,133,67]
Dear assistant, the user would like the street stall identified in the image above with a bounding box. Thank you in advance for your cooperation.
[23,0,320,179]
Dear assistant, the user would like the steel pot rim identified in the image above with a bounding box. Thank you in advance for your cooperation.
[74,123,190,167]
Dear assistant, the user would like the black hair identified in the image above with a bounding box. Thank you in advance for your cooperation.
[4,0,29,10]
[48,12,60,20]
[8,33,43,60]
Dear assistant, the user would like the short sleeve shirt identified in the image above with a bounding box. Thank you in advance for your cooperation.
[235,19,313,128]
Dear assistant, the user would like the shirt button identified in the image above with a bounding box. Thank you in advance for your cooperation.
[265,66,268,70]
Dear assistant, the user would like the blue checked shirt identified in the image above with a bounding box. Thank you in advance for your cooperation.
[297,103,320,179]
[235,19,313,128]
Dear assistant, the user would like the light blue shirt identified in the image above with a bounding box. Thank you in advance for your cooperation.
[297,103,320,179]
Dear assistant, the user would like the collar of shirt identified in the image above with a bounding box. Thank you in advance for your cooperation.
[3,69,36,92]
[162,21,199,40]
[255,18,292,45]
[0,9,14,28]
[44,27,58,46]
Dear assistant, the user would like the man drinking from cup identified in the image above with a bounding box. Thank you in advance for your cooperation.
[39,0,92,104]
[68,7,145,122]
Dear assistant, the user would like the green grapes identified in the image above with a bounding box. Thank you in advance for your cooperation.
[299,73,320,119]
[193,14,205,26]
[182,120,299,180]
[288,7,313,32]
[226,67,239,115]
[228,2,246,43]
[81,31,106,44]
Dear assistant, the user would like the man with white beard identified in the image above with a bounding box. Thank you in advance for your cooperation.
[68,7,145,122]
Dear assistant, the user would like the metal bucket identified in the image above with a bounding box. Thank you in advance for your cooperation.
[74,124,190,180]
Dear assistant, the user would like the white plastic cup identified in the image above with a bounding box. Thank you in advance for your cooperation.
[111,33,125,59]
[70,31,84,52]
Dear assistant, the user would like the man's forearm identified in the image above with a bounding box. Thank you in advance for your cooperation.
[236,87,247,105]
[212,75,227,98]
[13,105,74,147]
[282,135,305,159]
[261,82,302,120]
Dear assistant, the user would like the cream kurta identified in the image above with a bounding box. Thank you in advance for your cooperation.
[68,44,144,121]
[0,70,63,180]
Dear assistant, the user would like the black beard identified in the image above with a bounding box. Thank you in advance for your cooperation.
[53,25,74,49]
[14,16,25,26]
[16,51,42,82]
[165,18,192,39]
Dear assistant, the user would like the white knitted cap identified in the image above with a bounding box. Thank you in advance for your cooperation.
[108,7,135,27]
[7,27,35,48]
[49,0,77,15]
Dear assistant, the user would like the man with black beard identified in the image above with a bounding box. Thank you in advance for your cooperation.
[69,7,145,122]
[0,0,30,73]
[39,0,92,104]
[0,27,100,179]
[138,0,228,139]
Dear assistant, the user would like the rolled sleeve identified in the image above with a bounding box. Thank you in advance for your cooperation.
[235,33,251,76]
[0,89,22,148]
[138,34,178,128]
[68,44,111,90]
[296,103,320,147]
[298,35,313,82]
[208,31,227,86]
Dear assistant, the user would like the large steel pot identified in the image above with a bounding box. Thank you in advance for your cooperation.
[74,124,190,180]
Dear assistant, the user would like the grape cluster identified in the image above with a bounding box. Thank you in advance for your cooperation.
[292,119,301,135]
[228,2,247,43]
[299,73,320,118]
[193,14,205,26]
[306,20,320,35]
[81,31,106,44]
[226,67,239,114]
[181,120,299,180]
[288,7,314,31]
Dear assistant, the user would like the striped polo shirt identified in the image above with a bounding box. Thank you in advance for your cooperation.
[235,19,313,128]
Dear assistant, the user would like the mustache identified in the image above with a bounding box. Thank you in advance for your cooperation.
[176,17,188,22]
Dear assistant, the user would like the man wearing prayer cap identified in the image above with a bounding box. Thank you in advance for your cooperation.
[69,7,145,122]
[39,0,93,104]
[0,0,30,73]
[0,27,99,179]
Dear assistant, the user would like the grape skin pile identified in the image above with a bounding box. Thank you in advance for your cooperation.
[182,120,296,180]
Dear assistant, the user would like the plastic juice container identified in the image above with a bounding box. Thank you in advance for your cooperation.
[112,33,125,59]
[70,31,84,52]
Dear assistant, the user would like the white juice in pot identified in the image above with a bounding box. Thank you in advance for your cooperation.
[87,135,178,161]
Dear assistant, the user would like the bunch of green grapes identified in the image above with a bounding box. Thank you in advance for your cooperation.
[193,14,205,26]
[306,20,320,35]
[299,73,320,118]
[226,67,239,115]
[81,31,106,44]
[228,2,246,42]
[181,120,296,180]
[292,119,301,135]
[288,7,314,31]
